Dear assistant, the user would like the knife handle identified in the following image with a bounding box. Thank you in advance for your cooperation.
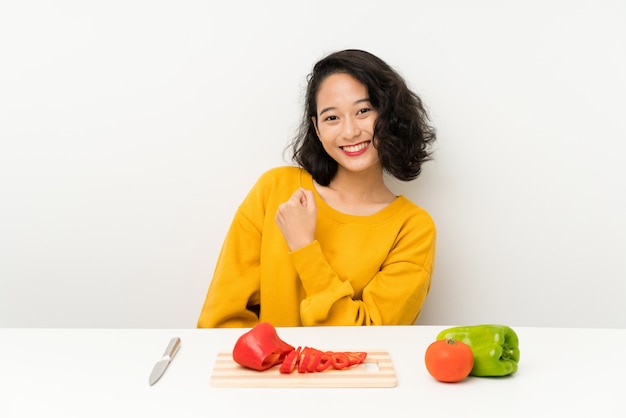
[162,337,181,359]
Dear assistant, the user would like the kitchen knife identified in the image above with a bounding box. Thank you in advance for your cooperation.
[149,337,181,385]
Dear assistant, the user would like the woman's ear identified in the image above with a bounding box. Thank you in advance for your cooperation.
[311,116,320,138]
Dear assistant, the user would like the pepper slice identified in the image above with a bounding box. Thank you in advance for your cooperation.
[315,351,333,372]
[232,322,295,371]
[279,346,301,374]
[297,347,313,373]
[437,324,520,377]
[343,351,368,366]
[305,348,323,373]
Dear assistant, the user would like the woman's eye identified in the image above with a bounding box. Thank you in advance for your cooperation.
[324,115,338,121]
[357,107,372,115]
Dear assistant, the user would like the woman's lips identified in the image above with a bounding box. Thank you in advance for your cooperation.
[340,141,370,156]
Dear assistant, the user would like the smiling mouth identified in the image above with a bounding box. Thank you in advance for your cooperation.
[341,141,370,153]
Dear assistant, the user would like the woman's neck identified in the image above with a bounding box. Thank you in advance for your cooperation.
[314,167,396,215]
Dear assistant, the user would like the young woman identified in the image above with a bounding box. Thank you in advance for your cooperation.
[197,49,437,327]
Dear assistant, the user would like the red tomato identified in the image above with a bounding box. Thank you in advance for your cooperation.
[424,338,474,383]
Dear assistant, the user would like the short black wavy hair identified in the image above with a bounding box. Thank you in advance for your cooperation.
[288,49,437,186]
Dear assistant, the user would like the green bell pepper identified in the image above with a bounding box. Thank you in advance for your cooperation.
[436,324,520,377]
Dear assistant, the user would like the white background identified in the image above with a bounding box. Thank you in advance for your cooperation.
[1,0,624,329]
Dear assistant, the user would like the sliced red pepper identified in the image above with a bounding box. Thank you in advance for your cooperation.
[345,351,367,366]
[231,323,368,374]
[315,351,333,372]
[279,346,301,374]
[232,322,295,371]
[306,348,323,373]
[298,347,312,373]
[280,348,367,373]
[331,352,351,370]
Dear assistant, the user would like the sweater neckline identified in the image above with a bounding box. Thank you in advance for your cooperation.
[299,168,408,224]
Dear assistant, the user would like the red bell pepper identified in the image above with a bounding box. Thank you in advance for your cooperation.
[232,322,295,371]
[232,322,368,374]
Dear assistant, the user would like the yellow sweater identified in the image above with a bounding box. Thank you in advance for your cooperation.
[197,166,436,327]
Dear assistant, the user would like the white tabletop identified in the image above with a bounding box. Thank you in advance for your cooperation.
[1,326,623,417]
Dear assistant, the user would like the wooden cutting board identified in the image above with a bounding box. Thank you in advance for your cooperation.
[210,350,397,388]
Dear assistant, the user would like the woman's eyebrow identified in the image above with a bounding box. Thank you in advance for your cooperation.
[319,98,371,116]
[318,106,336,116]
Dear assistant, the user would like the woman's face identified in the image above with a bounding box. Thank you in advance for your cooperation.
[313,73,381,175]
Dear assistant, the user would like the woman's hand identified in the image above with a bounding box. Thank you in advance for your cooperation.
[275,187,317,251]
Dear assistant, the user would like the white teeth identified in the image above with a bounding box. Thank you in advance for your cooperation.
[342,142,368,152]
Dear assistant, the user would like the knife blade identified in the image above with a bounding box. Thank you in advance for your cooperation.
[149,337,181,385]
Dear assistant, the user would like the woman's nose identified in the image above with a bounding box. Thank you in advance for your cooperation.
[341,117,361,139]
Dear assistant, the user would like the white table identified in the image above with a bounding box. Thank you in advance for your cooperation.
[1,326,623,417]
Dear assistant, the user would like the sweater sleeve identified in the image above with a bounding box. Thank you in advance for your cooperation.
[196,209,262,328]
[290,217,436,326]
[196,167,285,328]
